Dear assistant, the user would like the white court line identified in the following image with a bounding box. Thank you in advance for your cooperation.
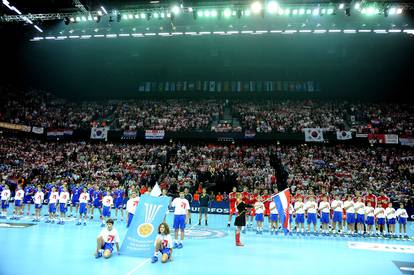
[126,258,151,275]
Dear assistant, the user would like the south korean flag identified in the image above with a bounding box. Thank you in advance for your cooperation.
[304,128,324,142]
[90,127,109,139]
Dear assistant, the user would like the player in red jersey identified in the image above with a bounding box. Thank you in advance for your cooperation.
[241,187,250,232]
[248,189,259,227]
[262,189,271,231]
[227,187,237,227]
[377,191,390,209]
[363,190,377,208]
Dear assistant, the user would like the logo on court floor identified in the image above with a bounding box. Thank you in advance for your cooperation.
[185,228,227,240]
[0,222,35,228]
[348,242,414,254]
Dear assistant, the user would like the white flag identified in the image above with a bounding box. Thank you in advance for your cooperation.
[336,131,352,140]
[304,128,324,142]
[90,127,109,139]
[150,183,162,197]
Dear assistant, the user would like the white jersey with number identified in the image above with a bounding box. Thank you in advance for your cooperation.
[79,192,89,204]
[59,192,70,203]
[385,207,396,220]
[15,190,25,201]
[344,201,355,214]
[171,197,189,215]
[154,234,173,249]
[98,228,120,244]
[254,202,264,214]
[294,201,305,214]
[318,201,330,213]
[354,202,365,215]
[49,192,59,204]
[331,200,343,212]
[126,197,140,214]
[34,191,44,204]
[365,206,375,217]
[374,207,385,219]
[396,208,408,218]
[102,195,113,207]
[269,201,278,214]
[305,201,317,214]
[1,190,11,200]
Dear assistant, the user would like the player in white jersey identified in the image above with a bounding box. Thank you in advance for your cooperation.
[374,205,386,236]
[318,196,330,235]
[101,192,113,227]
[385,202,396,237]
[151,222,174,264]
[126,192,140,228]
[47,187,59,223]
[304,196,318,233]
[364,203,375,236]
[12,185,25,219]
[269,200,279,235]
[95,219,120,259]
[254,196,264,234]
[354,197,365,235]
[171,190,190,249]
[343,195,355,234]
[58,187,70,224]
[294,197,305,233]
[33,186,44,222]
[331,194,343,234]
[396,203,408,238]
[1,185,11,218]
[77,187,90,226]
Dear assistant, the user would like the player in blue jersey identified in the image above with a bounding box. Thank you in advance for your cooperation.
[23,184,35,216]
[87,184,95,219]
[91,186,102,220]
[114,187,125,221]
[69,183,81,217]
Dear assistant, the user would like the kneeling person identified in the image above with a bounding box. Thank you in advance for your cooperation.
[95,219,120,259]
[151,222,173,264]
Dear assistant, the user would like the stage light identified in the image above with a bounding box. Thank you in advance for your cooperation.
[204,10,210,17]
[321,9,326,15]
[339,3,344,9]
[95,16,101,23]
[285,9,291,15]
[354,3,361,10]
[292,9,298,15]
[299,9,305,15]
[140,13,146,19]
[267,1,279,14]
[327,8,334,15]
[122,14,128,20]
[172,5,180,15]
[197,10,203,17]
[81,16,87,21]
[188,7,193,12]
[64,17,70,25]
[278,9,284,15]
[75,16,81,22]
[306,9,312,15]
[97,10,103,16]
[153,12,159,18]
[211,10,218,17]
[244,10,251,16]
[128,14,133,19]
[70,17,75,22]
[397,8,403,14]
[312,8,319,16]
[160,12,165,18]
[251,1,262,14]
[224,9,231,17]
[389,8,396,15]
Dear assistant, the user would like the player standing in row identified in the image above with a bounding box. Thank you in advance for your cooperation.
[77,187,90,226]
[46,187,59,223]
[126,191,140,228]
[114,187,125,222]
[254,195,264,234]
[305,196,317,233]
[343,195,355,235]
[69,184,81,218]
[58,186,70,224]
[184,188,193,225]
[396,203,408,238]
[331,194,343,234]
[91,186,102,220]
[171,190,190,249]
[318,196,330,235]
[101,190,114,227]
[227,187,237,227]
[354,197,365,235]
[23,183,35,216]
[11,185,24,219]
[33,186,44,222]
[234,193,253,246]
[269,199,279,235]
[1,185,11,218]
[364,202,375,235]
[294,197,305,233]
[385,202,396,237]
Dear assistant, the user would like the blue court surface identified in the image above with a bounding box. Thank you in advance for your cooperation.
[1,211,413,275]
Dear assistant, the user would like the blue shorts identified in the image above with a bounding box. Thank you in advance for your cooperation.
[321,212,330,224]
[79,203,87,215]
[93,201,102,208]
[60,203,67,213]
[71,200,79,206]
[307,213,317,224]
[14,200,22,207]
[127,213,134,228]
[35,204,42,209]
[388,218,396,225]
[160,247,171,257]
[115,201,123,209]
[377,218,385,225]
[103,206,111,217]
[366,216,374,225]
[102,242,114,253]
[255,213,264,222]
[23,197,32,204]
[356,214,365,224]
[49,204,56,213]
[333,211,342,223]
[398,217,407,224]
[1,200,9,209]
[173,214,186,230]
[346,213,355,224]
[270,214,278,222]
[295,213,305,224]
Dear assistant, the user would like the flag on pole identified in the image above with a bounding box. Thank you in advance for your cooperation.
[150,182,162,197]
[273,188,291,233]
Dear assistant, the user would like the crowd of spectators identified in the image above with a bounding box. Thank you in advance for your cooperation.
[1,137,412,207]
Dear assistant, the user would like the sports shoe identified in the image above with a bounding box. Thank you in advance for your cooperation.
[177,243,183,249]
[83,222,87,226]
[205,221,208,226]
[76,222,81,225]
[173,243,179,249]
[61,221,65,225]
[151,256,158,263]
[57,221,61,225]
[45,220,51,223]
[227,224,230,228]
[95,252,102,259]
[51,220,55,224]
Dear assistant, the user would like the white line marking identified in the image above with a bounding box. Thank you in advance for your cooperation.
[126,258,151,275]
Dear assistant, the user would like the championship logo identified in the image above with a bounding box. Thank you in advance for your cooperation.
[137,203,162,238]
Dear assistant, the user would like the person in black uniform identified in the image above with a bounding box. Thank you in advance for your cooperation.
[184,188,193,224]
[234,193,253,246]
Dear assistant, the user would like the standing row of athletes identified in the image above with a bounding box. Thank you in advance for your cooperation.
[227,187,410,237]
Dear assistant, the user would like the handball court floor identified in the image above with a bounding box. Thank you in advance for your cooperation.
[1,211,414,275]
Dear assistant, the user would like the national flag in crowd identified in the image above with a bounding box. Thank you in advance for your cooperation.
[336,131,352,140]
[273,188,291,233]
[304,128,324,142]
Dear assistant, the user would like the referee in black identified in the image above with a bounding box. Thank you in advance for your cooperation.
[199,188,209,226]
[184,187,193,224]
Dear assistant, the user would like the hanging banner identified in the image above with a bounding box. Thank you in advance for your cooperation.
[336,131,352,140]
[145,130,165,140]
[120,195,170,257]
[304,128,324,142]
[32,127,44,134]
[0,122,31,132]
[90,127,109,139]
